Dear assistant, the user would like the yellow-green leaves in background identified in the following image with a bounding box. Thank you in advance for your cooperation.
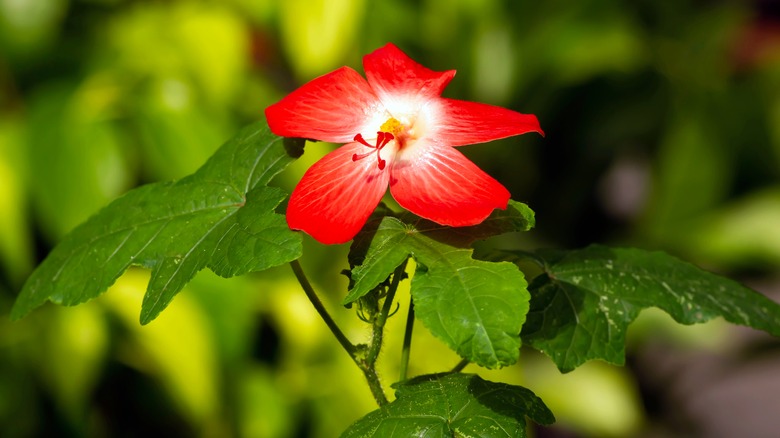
[106,2,249,106]
[27,79,131,241]
[0,0,68,62]
[278,0,366,80]
[0,118,33,286]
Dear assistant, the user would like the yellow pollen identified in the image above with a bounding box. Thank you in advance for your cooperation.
[379,117,403,136]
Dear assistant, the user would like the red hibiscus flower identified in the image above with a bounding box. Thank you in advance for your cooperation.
[266,43,543,244]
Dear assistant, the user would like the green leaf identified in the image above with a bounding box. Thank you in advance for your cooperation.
[347,201,534,369]
[341,373,554,438]
[517,245,780,372]
[348,201,535,301]
[12,122,304,324]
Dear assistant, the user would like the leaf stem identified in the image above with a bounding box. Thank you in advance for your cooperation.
[399,299,414,381]
[289,260,355,357]
[515,249,547,270]
[451,358,470,373]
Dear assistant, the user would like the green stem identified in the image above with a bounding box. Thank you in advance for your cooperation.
[365,259,407,365]
[289,260,355,357]
[362,366,388,408]
[451,358,470,373]
[361,259,409,406]
[399,299,414,381]
[290,258,410,408]
[518,249,548,271]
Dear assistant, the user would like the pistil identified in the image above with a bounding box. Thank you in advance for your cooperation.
[352,131,395,170]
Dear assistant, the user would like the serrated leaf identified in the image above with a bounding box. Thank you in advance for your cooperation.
[412,251,529,369]
[341,373,554,438]
[346,201,534,369]
[12,122,304,324]
[347,200,535,301]
[518,245,780,372]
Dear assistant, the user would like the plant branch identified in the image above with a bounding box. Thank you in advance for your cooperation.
[357,258,409,406]
[289,260,356,357]
[290,257,410,408]
[366,259,407,365]
[361,364,388,408]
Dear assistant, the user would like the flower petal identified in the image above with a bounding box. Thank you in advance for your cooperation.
[287,142,390,244]
[428,98,544,147]
[265,67,386,143]
[363,43,456,117]
[389,142,509,226]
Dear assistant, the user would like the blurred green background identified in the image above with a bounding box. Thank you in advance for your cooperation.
[2,0,780,437]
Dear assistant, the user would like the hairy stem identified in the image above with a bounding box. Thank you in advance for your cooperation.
[290,258,412,407]
[399,299,414,381]
[366,259,408,365]
[362,365,388,407]
[357,259,409,406]
[289,260,355,357]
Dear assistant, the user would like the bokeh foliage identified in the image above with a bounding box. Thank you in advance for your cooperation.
[2,0,780,437]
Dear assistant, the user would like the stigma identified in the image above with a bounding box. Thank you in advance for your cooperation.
[351,117,403,170]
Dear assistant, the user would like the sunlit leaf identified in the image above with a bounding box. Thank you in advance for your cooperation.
[342,373,554,437]
[39,305,108,422]
[99,270,219,424]
[171,4,249,105]
[686,188,780,268]
[523,359,642,437]
[107,2,248,104]
[279,0,366,79]
[12,122,303,324]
